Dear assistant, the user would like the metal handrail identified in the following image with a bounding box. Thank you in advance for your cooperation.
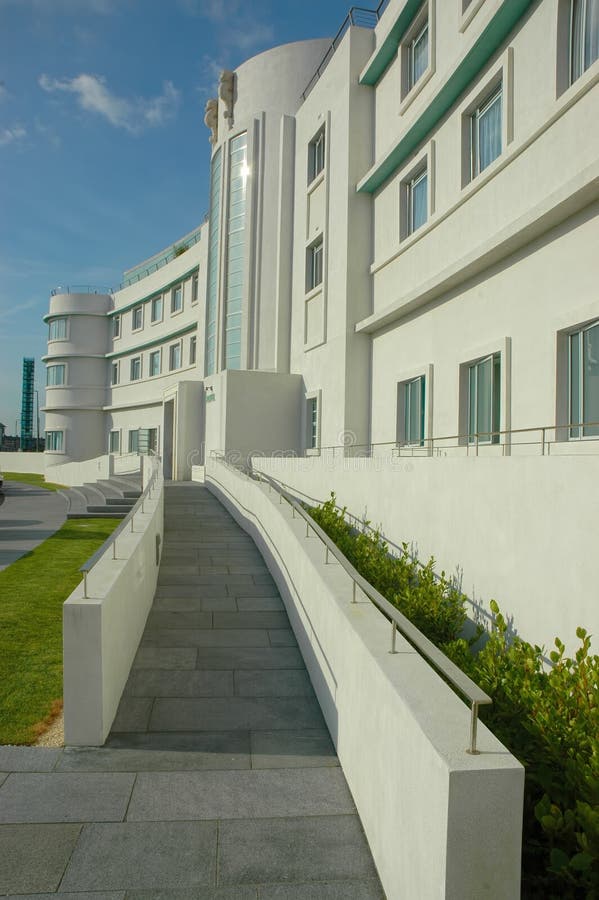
[301,5,383,100]
[119,228,202,289]
[50,285,113,296]
[79,456,161,599]
[313,420,599,457]
[209,453,491,754]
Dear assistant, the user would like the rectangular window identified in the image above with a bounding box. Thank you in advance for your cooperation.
[45,430,63,452]
[308,397,319,449]
[191,273,199,304]
[190,335,197,365]
[402,376,425,446]
[308,128,325,183]
[468,353,501,443]
[46,364,66,386]
[128,429,139,453]
[111,362,119,385]
[569,320,599,437]
[570,0,599,82]
[151,295,163,323]
[149,350,161,377]
[171,284,183,314]
[48,318,67,340]
[407,168,428,235]
[113,315,121,338]
[408,18,429,90]
[132,306,143,331]
[130,356,142,381]
[169,343,181,371]
[471,84,502,178]
[306,238,323,292]
[109,430,120,453]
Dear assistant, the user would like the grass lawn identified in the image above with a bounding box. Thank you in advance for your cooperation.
[0,518,120,745]
[2,471,66,491]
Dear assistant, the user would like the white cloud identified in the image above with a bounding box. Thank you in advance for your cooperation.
[0,125,26,146]
[38,73,180,134]
[180,0,272,51]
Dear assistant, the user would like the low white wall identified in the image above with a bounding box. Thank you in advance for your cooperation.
[253,454,599,655]
[0,452,46,474]
[63,469,164,746]
[47,454,113,486]
[206,458,524,900]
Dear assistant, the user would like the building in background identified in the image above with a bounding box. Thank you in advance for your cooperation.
[20,358,35,452]
[42,0,599,650]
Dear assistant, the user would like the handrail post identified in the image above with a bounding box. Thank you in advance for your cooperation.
[541,427,546,456]
[389,621,397,654]
[306,520,310,538]
[325,546,329,564]
[352,581,357,604]
[83,571,88,599]
[467,701,480,754]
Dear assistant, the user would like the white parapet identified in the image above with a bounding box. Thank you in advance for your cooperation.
[0,452,46,474]
[63,466,164,746]
[206,457,524,900]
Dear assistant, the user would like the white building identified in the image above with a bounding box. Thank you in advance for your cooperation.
[43,0,599,650]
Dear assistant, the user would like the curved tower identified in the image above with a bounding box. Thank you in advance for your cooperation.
[42,289,112,464]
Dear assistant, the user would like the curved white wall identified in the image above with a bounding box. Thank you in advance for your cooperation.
[43,292,111,464]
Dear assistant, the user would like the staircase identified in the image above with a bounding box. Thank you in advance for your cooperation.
[59,474,142,519]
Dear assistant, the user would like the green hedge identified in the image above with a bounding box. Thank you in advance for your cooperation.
[309,494,599,899]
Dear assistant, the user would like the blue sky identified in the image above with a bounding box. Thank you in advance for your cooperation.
[0,0,354,434]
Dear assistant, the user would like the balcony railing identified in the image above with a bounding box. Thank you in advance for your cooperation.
[50,285,113,296]
[119,227,202,289]
[301,1,390,100]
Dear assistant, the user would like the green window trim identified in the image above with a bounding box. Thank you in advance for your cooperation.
[107,265,199,318]
[358,0,534,195]
[106,323,197,360]
[360,0,426,85]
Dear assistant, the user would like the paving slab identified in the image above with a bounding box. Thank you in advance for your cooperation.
[0,772,135,823]
[268,630,298,647]
[112,698,154,732]
[58,736,250,773]
[126,889,257,900]
[258,881,385,899]
[127,768,355,821]
[149,697,325,733]
[250,730,339,770]
[3,894,124,900]
[146,611,214,629]
[0,746,62,771]
[234,670,314,698]
[195,647,305,670]
[133,647,197,669]
[0,823,82,893]
[213,611,289,630]
[60,821,217,891]
[217,815,378,886]
[236,596,285,611]
[124,669,234,698]
[141,628,271,648]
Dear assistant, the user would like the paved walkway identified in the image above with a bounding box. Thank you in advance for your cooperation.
[0,480,67,571]
[0,483,384,899]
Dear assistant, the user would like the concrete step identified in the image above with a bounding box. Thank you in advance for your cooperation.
[67,510,127,519]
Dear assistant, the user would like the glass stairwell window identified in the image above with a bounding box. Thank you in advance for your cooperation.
[569,320,599,437]
[224,132,248,371]
[468,353,501,443]
[471,85,502,177]
[570,0,599,82]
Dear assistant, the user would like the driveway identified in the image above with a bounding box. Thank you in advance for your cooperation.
[0,481,67,572]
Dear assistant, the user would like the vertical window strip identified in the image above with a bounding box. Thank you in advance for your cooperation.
[570,0,599,83]
[224,132,248,371]
[471,86,502,178]
[408,169,427,234]
[205,147,222,376]
[468,354,500,443]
